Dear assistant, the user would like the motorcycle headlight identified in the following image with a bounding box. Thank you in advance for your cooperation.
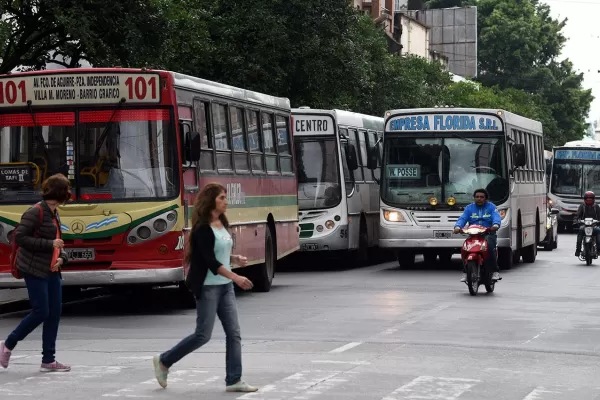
[585,227,593,235]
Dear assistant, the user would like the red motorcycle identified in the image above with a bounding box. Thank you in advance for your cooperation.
[459,224,501,296]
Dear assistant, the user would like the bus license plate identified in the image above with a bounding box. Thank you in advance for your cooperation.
[300,243,319,251]
[66,248,95,261]
[434,231,452,239]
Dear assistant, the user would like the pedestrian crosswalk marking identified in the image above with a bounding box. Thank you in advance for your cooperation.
[101,369,218,397]
[382,376,481,400]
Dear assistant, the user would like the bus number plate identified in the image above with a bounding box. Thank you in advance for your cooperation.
[66,248,95,261]
[434,231,452,239]
[300,243,319,251]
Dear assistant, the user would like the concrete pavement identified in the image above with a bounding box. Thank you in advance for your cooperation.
[1,232,600,399]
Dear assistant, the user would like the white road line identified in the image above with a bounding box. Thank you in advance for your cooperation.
[382,376,481,400]
[312,360,371,365]
[523,330,546,345]
[329,342,363,353]
[522,387,563,400]
[237,370,351,399]
[404,304,454,325]
[102,369,214,397]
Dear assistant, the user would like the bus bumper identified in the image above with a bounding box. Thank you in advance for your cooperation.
[379,238,511,249]
[0,267,185,288]
[299,224,349,252]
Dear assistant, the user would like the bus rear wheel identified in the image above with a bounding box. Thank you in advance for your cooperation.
[250,226,275,292]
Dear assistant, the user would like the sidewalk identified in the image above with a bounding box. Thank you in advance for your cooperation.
[0,288,28,305]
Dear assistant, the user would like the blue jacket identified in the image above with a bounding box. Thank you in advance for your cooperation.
[455,202,502,229]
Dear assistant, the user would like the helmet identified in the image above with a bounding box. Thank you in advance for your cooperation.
[584,191,595,206]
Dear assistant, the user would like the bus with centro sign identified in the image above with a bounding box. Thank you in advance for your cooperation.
[0,67,299,295]
[370,108,546,270]
[292,108,383,265]
[547,139,600,232]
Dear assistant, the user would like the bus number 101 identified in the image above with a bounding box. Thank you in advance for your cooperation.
[125,77,157,101]
[0,81,26,104]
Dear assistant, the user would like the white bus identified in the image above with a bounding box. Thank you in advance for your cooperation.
[292,108,383,265]
[371,108,547,270]
[548,139,600,232]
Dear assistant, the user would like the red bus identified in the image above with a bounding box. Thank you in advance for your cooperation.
[0,68,299,294]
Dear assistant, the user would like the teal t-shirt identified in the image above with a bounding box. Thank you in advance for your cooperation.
[203,225,233,285]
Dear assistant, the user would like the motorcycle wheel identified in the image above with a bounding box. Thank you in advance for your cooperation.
[586,243,593,265]
[485,271,495,293]
[466,260,479,296]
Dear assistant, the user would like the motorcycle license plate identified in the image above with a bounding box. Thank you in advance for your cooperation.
[434,230,452,239]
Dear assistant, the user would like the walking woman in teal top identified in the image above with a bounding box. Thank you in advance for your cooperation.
[152,183,257,393]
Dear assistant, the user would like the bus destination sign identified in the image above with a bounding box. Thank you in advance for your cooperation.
[386,113,502,132]
[0,73,162,107]
[293,114,335,135]
[0,164,33,185]
[555,150,600,161]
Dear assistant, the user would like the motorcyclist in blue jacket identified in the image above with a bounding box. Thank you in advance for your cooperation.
[453,188,502,282]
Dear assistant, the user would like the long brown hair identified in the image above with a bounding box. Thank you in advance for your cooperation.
[183,183,229,266]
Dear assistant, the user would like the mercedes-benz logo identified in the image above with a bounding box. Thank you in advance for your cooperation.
[71,221,85,234]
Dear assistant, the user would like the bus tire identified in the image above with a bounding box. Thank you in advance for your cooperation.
[252,225,275,292]
[522,243,537,263]
[357,216,369,266]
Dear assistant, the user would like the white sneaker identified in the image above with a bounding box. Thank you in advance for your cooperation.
[460,273,467,282]
[226,380,258,392]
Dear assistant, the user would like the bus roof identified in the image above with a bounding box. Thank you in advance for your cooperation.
[291,108,383,130]
[556,139,600,149]
[171,71,290,110]
[0,67,291,111]
[384,107,543,133]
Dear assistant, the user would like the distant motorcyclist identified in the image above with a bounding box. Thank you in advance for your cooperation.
[454,188,502,282]
[574,191,600,257]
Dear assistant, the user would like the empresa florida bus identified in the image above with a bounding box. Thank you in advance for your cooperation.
[292,108,383,265]
[370,108,546,270]
[548,139,600,232]
[0,68,299,293]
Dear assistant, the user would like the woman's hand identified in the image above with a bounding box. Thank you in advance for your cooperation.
[233,274,253,290]
[53,239,64,249]
[51,258,63,272]
[231,255,248,267]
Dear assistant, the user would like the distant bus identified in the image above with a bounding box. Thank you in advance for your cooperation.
[373,108,546,270]
[0,68,299,293]
[292,108,382,265]
[548,139,600,232]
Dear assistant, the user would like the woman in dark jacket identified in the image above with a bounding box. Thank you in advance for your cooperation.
[152,183,258,393]
[0,173,71,372]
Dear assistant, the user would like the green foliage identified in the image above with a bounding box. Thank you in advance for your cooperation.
[0,0,593,150]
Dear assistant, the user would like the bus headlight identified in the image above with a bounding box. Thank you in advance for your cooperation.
[383,210,405,222]
[325,220,335,229]
[128,209,178,245]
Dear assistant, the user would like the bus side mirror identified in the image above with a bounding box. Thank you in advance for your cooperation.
[186,131,201,162]
[512,144,526,168]
[550,208,559,215]
[366,146,378,170]
[345,143,359,171]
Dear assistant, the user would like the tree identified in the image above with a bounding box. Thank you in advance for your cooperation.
[0,0,170,73]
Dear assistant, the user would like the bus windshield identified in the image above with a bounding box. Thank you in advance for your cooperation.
[381,136,509,206]
[295,137,341,210]
[551,161,600,197]
[0,108,179,203]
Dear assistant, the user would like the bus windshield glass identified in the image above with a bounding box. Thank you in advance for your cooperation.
[0,108,178,203]
[295,137,341,210]
[381,136,509,206]
[551,161,600,197]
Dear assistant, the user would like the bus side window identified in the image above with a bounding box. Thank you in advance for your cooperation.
[369,131,380,181]
[262,112,277,173]
[212,103,233,171]
[339,127,354,195]
[230,106,249,172]
[247,110,264,173]
[193,99,214,171]
[276,115,293,174]
[348,128,363,182]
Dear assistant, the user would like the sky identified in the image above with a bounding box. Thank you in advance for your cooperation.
[546,0,600,124]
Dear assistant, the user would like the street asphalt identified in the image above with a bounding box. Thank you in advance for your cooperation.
[1,232,600,399]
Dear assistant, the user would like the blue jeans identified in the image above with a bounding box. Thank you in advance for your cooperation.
[160,282,242,386]
[5,272,62,364]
